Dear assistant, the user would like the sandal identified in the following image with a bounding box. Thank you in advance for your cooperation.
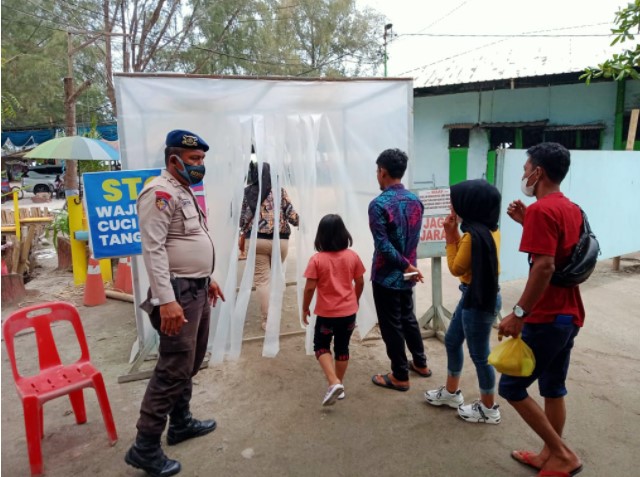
[537,466,583,477]
[511,450,541,471]
[371,373,410,392]
[409,360,432,377]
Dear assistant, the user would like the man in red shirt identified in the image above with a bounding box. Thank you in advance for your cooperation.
[499,143,584,477]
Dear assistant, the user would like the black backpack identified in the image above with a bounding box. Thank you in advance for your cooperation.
[549,206,601,288]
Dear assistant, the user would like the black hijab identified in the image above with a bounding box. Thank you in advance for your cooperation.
[450,179,501,313]
[245,162,272,215]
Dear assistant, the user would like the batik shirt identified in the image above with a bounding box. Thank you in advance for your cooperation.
[368,184,424,290]
[240,188,299,238]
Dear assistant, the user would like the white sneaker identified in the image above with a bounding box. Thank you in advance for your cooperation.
[337,390,345,400]
[458,400,501,424]
[322,384,344,406]
[424,385,464,408]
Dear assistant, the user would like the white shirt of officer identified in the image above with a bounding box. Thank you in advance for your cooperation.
[137,168,215,306]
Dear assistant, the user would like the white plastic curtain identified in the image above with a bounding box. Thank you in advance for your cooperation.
[115,75,412,361]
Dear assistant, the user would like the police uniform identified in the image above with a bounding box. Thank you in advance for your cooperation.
[135,171,214,438]
[134,131,215,439]
[126,130,218,477]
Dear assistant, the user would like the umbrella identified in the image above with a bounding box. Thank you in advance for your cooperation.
[24,136,119,161]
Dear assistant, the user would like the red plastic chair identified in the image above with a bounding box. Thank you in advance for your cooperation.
[2,301,118,475]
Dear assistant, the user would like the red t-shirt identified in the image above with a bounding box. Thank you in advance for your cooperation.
[303,249,366,318]
[520,192,585,327]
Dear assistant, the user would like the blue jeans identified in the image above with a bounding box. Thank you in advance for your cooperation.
[445,284,501,395]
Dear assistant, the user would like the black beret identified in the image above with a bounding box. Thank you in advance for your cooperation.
[165,129,209,152]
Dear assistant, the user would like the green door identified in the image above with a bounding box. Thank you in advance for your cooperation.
[449,148,468,185]
[486,150,497,184]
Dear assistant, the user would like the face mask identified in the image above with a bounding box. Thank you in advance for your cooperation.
[520,170,538,197]
[173,156,205,185]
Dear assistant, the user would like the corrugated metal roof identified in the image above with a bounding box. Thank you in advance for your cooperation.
[411,37,625,88]
[443,121,605,131]
[546,123,606,131]
[480,120,548,128]
[443,123,476,129]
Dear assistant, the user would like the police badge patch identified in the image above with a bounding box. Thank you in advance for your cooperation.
[155,190,172,211]
[181,135,198,147]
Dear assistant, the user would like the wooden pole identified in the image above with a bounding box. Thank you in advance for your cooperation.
[16,226,36,276]
[64,32,79,193]
[418,256,452,342]
[613,108,639,272]
[626,109,639,151]
[105,289,134,302]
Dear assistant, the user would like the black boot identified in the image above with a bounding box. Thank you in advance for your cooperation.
[167,412,217,446]
[125,432,181,477]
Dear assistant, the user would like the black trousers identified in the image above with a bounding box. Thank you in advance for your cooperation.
[136,279,211,436]
[372,282,427,382]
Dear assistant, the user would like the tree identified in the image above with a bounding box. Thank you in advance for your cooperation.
[286,0,384,77]
[1,0,386,133]
[189,0,385,77]
[1,54,21,127]
[582,0,640,83]
[0,0,111,129]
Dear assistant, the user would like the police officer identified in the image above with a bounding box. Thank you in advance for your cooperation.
[125,130,225,477]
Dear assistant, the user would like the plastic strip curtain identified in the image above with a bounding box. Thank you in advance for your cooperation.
[284,111,381,355]
[208,116,254,362]
[254,115,284,357]
[209,113,322,360]
[208,106,403,360]
[285,115,322,355]
[114,76,412,363]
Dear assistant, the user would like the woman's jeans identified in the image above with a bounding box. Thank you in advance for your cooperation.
[444,284,501,395]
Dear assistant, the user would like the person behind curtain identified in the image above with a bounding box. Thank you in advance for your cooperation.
[424,179,503,425]
[369,148,431,393]
[302,214,366,406]
[239,161,299,330]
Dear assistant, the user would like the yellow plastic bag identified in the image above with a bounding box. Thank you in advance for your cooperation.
[488,336,536,377]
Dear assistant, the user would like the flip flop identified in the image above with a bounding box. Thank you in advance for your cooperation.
[537,464,583,477]
[409,360,432,378]
[371,373,410,392]
[511,450,541,471]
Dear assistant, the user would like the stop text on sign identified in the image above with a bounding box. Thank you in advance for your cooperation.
[84,169,162,258]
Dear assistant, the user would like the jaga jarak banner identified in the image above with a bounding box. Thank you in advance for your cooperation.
[83,169,162,259]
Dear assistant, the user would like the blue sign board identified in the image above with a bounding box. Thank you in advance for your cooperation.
[83,169,162,259]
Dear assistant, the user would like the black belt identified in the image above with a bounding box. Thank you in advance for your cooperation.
[179,277,210,289]
[171,276,210,301]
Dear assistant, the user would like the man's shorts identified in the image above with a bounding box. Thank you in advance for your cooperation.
[499,317,580,402]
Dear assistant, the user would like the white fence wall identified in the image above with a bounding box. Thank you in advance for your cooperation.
[497,149,640,282]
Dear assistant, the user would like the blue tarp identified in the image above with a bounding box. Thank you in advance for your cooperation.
[1,128,58,147]
[1,124,118,148]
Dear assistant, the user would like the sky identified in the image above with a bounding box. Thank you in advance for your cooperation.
[356,0,630,78]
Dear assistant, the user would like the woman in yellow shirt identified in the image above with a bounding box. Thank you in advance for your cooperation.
[425,179,502,425]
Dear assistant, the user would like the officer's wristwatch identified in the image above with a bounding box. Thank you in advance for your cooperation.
[513,305,528,319]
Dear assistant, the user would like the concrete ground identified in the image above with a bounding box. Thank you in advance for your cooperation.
[1,248,639,477]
